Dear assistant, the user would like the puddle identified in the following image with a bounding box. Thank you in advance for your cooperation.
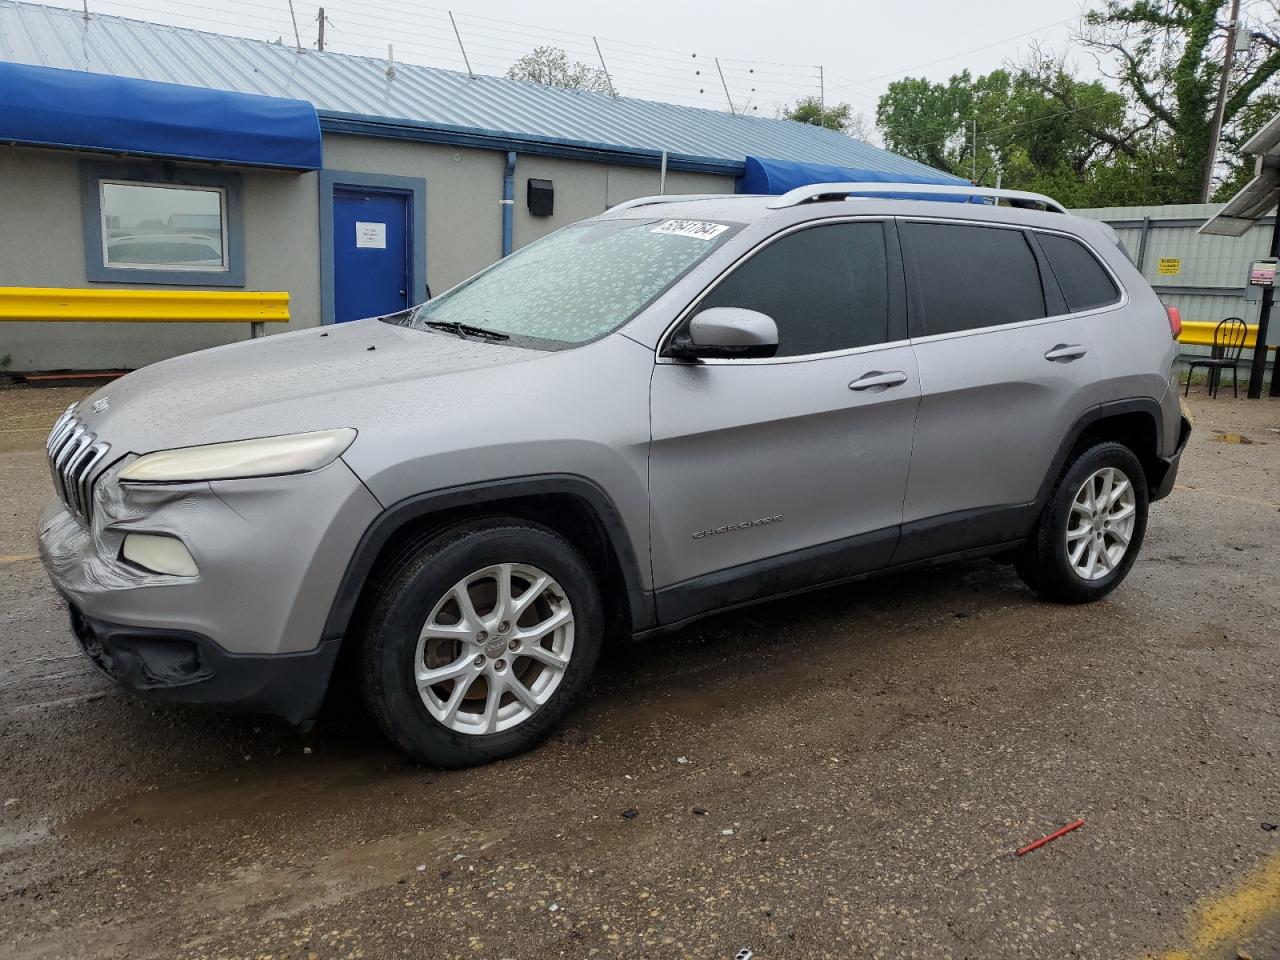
[0,822,50,855]
[63,748,419,840]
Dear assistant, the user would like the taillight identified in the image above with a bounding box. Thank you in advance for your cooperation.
[1165,304,1182,340]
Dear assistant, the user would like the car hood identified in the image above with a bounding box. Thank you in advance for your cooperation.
[74,318,549,456]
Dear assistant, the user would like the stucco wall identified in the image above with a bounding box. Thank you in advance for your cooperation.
[1,136,735,372]
[324,135,734,291]
[0,145,320,371]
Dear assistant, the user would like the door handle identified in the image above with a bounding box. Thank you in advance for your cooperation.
[849,370,908,391]
[1044,344,1088,362]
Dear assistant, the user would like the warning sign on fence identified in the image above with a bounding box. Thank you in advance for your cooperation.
[1157,257,1182,276]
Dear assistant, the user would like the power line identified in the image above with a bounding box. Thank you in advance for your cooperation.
[899,91,1129,153]
[825,15,1078,93]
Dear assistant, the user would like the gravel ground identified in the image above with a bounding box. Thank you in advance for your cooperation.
[0,385,1277,960]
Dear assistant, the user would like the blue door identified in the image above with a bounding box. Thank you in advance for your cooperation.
[332,187,411,322]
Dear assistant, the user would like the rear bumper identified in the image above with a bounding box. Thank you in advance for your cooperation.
[68,604,340,727]
[1150,415,1191,502]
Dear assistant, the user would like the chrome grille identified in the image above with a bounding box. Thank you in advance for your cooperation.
[46,405,110,524]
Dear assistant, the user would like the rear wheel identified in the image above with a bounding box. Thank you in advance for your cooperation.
[359,520,602,767]
[1015,442,1149,603]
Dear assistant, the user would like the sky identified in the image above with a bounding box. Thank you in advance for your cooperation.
[42,0,1092,132]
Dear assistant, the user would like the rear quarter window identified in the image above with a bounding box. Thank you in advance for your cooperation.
[1037,233,1121,313]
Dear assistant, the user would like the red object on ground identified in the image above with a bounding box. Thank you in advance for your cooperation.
[1016,818,1085,856]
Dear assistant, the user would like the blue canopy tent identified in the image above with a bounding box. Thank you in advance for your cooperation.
[740,155,976,200]
[0,62,322,170]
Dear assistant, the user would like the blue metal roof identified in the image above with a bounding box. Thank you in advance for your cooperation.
[0,0,950,179]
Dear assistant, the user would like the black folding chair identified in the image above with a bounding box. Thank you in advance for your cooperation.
[1185,317,1248,399]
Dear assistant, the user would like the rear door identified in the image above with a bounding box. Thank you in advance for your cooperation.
[648,218,920,623]
[895,218,1103,563]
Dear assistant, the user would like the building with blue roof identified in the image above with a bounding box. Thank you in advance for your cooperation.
[0,0,959,370]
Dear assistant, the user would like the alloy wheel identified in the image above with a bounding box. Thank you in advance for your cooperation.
[413,562,574,734]
[1065,466,1137,581]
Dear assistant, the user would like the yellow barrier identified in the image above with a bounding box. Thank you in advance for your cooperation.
[0,287,290,323]
[1178,320,1258,348]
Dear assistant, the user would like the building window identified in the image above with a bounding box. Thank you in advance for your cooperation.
[80,163,244,286]
[100,182,228,272]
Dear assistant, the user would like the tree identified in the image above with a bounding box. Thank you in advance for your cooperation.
[875,64,1141,206]
[783,97,868,139]
[1074,0,1280,201]
[507,46,612,95]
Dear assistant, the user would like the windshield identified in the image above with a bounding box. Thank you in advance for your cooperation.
[400,217,737,346]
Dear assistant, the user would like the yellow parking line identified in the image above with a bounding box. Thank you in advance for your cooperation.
[0,553,38,564]
[1153,851,1280,959]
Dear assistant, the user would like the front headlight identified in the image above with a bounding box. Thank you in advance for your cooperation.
[117,428,356,483]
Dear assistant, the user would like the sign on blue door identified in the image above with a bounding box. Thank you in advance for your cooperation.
[332,187,411,322]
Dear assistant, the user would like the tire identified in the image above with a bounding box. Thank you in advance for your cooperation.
[1015,441,1149,603]
[359,518,603,767]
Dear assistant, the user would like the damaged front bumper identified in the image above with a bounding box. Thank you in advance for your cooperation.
[37,456,382,726]
[67,605,341,726]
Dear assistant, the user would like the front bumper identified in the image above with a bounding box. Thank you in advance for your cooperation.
[38,457,381,656]
[1150,414,1191,502]
[69,604,340,726]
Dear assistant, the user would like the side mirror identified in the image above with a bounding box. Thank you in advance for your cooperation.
[667,307,779,361]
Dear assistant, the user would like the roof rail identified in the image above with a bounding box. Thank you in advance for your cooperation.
[607,193,728,213]
[766,182,1068,213]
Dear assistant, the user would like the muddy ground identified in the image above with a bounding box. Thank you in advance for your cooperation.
[1,385,1277,960]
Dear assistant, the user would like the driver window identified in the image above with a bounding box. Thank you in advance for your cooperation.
[697,221,889,358]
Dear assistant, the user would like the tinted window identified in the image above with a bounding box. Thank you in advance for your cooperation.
[698,222,888,357]
[903,222,1045,335]
[1038,233,1120,312]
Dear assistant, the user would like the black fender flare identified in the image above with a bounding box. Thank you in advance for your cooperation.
[321,473,655,644]
[1033,397,1166,512]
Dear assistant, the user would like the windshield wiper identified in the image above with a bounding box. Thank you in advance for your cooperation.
[423,320,510,341]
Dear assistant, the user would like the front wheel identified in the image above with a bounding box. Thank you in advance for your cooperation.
[1015,442,1149,603]
[359,520,602,767]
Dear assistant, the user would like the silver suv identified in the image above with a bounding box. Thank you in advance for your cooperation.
[38,183,1190,767]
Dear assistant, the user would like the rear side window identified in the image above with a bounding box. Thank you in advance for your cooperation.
[901,222,1045,335]
[698,221,888,357]
[1038,233,1120,312]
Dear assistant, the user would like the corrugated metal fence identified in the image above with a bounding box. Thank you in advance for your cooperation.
[1074,202,1276,371]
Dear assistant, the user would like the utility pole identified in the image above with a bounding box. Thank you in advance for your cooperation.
[316,7,325,51]
[593,37,616,97]
[818,65,824,111]
[715,58,736,115]
[81,0,90,21]
[286,0,301,51]
[971,119,978,183]
[449,11,475,80]
[1202,0,1242,202]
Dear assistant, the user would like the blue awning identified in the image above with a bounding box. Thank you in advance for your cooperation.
[741,155,969,197]
[0,62,321,170]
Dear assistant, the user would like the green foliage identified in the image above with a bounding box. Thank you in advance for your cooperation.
[877,63,1148,206]
[507,46,612,95]
[783,97,864,137]
[1079,0,1280,202]
[874,0,1280,206]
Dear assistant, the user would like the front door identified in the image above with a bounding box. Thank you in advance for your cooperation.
[648,219,920,624]
[333,187,411,322]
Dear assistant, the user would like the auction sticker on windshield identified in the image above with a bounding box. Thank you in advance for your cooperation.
[651,220,730,241]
